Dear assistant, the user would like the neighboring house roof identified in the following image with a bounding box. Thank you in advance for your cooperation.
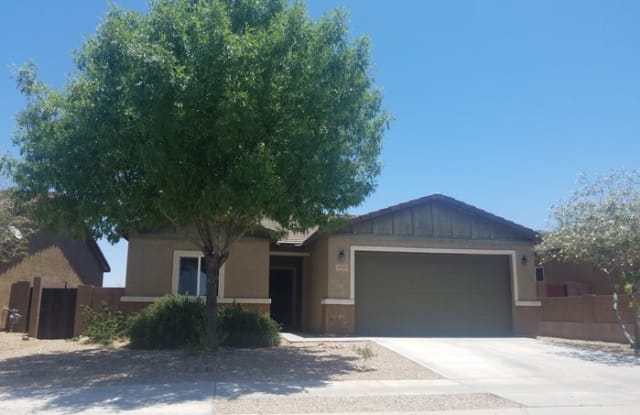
[0,191,110,273]
[349,193,538,241]
[86,239,111,273]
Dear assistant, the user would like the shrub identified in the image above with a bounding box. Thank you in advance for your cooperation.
[353,344,376,360]
[218,303,281,348]
[81,304,128,345]
[128,295,206,350]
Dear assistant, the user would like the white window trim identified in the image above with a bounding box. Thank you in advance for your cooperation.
[331,245,541,307]
[172,250,226,298]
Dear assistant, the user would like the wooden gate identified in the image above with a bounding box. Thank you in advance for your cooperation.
[38,288,77,339]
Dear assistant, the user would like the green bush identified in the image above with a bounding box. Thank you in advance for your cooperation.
[128,295,206,350]
[218,303,281,348]
[81,304,128,345]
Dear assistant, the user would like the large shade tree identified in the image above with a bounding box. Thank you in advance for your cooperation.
[11,0,389,335]
[538,171,640,350]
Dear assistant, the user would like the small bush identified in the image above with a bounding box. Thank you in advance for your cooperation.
[218,303,281,348]
[128,295,206,350]
[81,304,128,345]
[354,344,376,360]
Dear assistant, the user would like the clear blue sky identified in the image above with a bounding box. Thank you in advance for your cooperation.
[1,1,639,287]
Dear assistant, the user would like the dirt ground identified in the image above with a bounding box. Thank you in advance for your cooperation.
[0,333,439,388]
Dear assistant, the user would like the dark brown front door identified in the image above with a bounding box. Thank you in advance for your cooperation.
[269,268,296,330]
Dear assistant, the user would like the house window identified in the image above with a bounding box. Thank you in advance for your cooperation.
[536,266,545,282]
[173,251,224,297]
[178,256,208,296]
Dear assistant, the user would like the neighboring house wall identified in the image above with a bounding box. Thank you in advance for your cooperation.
[0,233,106,330]
[1,246,81,330]
[541,261,613,295]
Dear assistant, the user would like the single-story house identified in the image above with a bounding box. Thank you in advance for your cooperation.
[122,194,541,336]
[1,232,111,330]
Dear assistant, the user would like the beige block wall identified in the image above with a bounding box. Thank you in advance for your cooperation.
[325,234,538,303]
[541,261,613,295]
[125,235,269,299]
[0,246,84,329]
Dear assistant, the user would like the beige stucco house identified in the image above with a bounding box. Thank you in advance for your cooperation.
[122,194,541,336]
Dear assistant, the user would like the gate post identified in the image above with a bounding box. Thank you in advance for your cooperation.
[73,285,94,337]
[27,277,43,338]
[7,281,32,333]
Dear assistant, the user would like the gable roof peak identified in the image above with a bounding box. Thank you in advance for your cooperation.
[351,193,537,240]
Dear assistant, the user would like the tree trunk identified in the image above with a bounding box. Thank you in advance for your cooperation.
[603,271,635,348]
[634,311,640,353]
[204,252,222,339]
[633,287,640,353]
[612,292,635,346]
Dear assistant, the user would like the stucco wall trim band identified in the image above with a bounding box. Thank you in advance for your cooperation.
[321,298,355,305]
[349,245,541,307]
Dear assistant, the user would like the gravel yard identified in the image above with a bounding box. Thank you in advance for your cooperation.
[0,333,525,413]
[213,394,516,414]
[0,333,438,388]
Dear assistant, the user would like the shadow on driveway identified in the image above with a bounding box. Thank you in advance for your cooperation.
[546,341,640,367]
[0,344,365,412]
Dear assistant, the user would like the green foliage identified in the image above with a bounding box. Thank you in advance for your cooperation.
[353,344,376,360]
[81,304,128,345]
[539,170,640,348]
[539,171,640,289]
[0,190,35,264]
[11,0,389,335]
[128,295,206,350]
[218,303,281,348]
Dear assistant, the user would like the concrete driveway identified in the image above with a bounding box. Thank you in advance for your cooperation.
[375,337,640,409]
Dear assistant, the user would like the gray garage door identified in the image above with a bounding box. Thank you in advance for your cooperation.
[355,252,512,336]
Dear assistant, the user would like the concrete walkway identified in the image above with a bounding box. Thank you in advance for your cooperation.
[2,380,640,415]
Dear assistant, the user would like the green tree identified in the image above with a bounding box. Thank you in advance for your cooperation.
[11,0,389,337]
[538,171,640,350]
[0,190,34,265]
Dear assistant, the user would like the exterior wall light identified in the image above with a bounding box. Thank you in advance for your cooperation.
[521,254,528,265]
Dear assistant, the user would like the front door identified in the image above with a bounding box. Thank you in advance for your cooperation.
[269,268,296,330]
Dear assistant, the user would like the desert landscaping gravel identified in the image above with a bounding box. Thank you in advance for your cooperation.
[0,333,438,388]
[213,393,516,413]
[0,333,525,413]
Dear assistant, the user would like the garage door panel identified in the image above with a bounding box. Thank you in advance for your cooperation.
[355,252,512,336]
